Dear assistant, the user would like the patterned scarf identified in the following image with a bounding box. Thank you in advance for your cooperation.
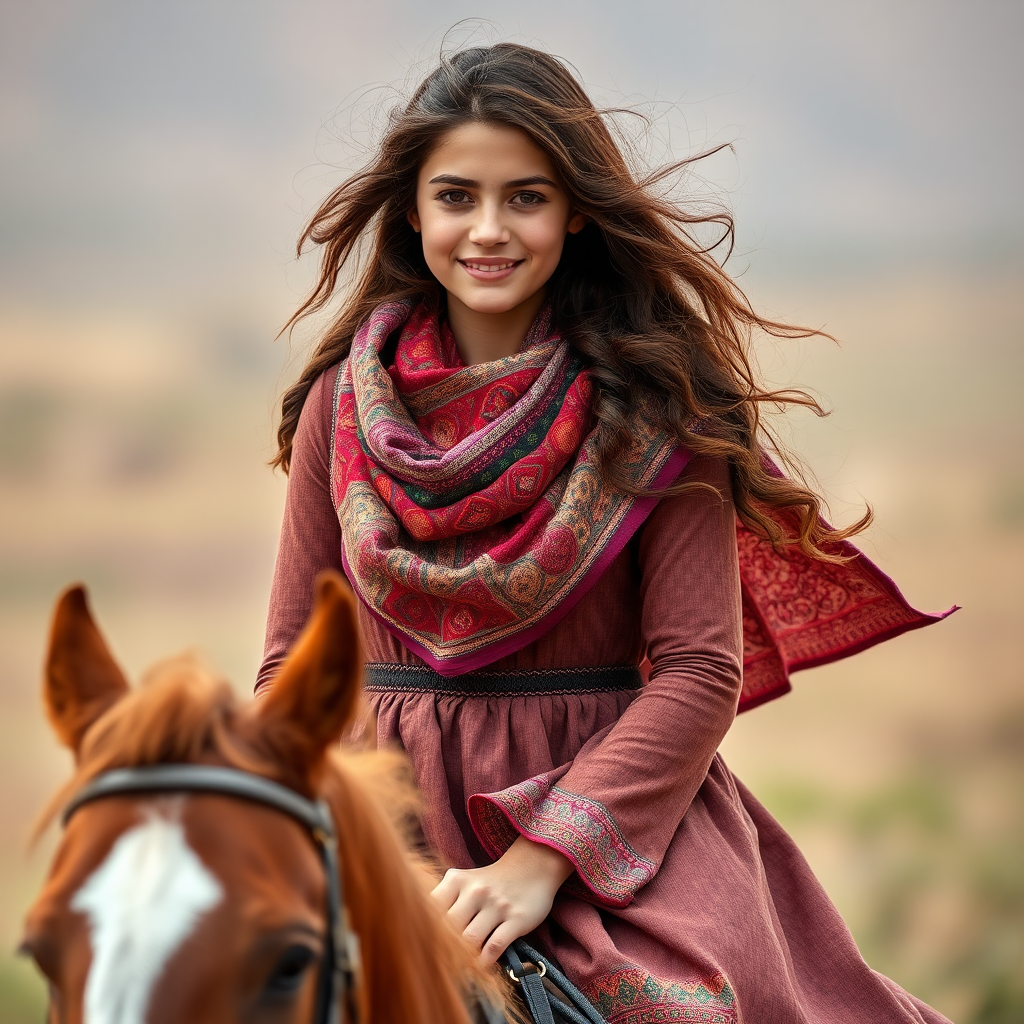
[330,300,687,675]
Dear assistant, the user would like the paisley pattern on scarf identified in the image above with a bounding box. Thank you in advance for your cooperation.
[584,966,737,1024]
[331,300,687,675]
[734,517,956,711]
[330,299,953,690]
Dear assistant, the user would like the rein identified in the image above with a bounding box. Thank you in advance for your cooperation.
[63,764,361,1024]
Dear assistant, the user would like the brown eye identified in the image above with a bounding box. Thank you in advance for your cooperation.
[512,191,545,206]
[264,944,317,996]
[438,190,472,206]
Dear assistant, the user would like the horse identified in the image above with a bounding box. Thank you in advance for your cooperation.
[20,571,507,1024]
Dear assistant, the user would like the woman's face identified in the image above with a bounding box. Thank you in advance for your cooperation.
[408,122,585,319]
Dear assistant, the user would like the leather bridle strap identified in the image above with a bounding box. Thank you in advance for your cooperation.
[63,764,361,1024]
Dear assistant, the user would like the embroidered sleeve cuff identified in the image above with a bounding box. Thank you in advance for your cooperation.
[468,775,657,908]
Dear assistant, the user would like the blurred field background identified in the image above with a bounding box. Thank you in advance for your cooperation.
[1,3,1021,1022]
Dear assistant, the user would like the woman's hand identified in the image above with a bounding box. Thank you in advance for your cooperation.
[431,836,575,963]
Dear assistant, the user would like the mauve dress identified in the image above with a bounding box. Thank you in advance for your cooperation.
[259,370,952,1024]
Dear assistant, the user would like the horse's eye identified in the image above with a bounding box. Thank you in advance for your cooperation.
[266,944,317,994]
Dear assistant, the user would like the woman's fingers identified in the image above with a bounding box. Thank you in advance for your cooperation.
[461,905,505,952]
[429,845,568,963]
[436,870,503,934]
[432,869,520,953]
[479,920,521,965]
[445,889,486,933]
[430,868,462,911]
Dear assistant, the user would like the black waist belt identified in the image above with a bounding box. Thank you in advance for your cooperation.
[363,663,643,697]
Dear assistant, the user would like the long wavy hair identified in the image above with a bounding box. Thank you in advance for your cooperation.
[274,42,869,559]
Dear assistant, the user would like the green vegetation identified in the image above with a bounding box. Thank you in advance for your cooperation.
[0,955,46,1024]
[765,705,1024,1023]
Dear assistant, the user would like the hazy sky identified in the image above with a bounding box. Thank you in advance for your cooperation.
[1,0,1021,313]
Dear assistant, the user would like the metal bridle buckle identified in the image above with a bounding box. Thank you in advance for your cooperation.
[507,959,547,984]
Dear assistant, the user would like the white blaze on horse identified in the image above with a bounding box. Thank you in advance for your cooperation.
[20,572,502,1024]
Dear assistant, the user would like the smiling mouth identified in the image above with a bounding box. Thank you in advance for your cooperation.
[458,259,523,273]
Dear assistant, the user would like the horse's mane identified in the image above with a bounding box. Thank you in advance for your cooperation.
[39,656,503,1024]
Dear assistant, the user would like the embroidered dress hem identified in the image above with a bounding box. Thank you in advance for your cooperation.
[585,964,737,1024]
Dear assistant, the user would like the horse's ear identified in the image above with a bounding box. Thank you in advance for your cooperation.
[45,585,130,756]
[253,571,363,773]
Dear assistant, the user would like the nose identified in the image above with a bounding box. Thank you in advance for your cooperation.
[467,200,510,247]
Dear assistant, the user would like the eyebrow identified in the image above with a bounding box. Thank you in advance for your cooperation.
[427,174,560,189]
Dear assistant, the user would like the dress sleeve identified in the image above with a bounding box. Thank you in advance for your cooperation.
[255,367,344,695]
[467,455,743,907]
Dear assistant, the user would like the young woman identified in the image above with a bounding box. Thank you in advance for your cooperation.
[259,43,953,1023]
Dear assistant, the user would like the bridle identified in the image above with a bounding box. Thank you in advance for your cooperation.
[63,764,362,1024]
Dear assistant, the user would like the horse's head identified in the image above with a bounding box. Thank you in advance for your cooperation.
[20,572,488,1024]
